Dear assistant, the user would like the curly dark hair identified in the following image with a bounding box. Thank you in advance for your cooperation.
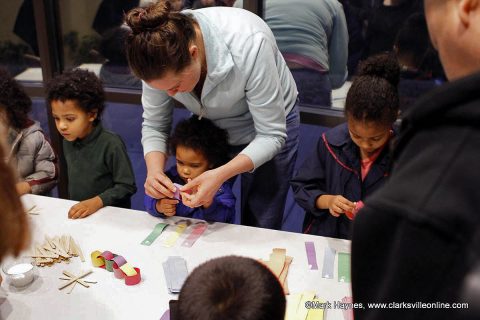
[46,68,105,124]
[345,53,400,126]
[169,116,231,168]
[0,68,32,129]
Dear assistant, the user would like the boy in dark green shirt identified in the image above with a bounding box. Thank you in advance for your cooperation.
[47,69,136,219]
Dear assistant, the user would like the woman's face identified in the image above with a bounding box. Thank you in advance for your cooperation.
[347,117,391,158]
[147,46,202,96]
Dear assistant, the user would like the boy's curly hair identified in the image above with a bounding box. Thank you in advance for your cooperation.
[169,116,231,168]
[345,53,400,126]
[46,68,105,124]
[0,68,32,129]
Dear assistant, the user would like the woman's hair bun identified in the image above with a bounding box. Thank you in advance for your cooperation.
[356,53,400,87]
[125,1,172,34]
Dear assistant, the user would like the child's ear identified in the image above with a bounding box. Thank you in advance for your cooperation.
[88,109,98,122]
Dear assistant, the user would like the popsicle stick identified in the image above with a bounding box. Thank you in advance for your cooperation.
[58,270,92,290]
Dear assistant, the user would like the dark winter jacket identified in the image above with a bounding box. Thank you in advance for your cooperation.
[291,123,392,239]
[351,72,480,319]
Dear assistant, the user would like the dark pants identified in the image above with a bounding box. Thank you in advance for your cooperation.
[230,106,300,230]
[291,69,332,107]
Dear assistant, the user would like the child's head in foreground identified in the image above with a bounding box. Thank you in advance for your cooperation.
[176,255,286,320]
[47,68,105,142]
[345,53,400,158]
[169,116,230,183]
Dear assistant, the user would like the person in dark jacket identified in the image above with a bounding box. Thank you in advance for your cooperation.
[291,54,399,239]
[351,0,480,318]
[145,116,236,223]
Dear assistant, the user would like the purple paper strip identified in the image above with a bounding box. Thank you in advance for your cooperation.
[160,309,170,320]
[305,241,319,270]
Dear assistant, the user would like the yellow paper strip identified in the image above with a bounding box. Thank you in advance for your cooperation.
[119,262,138,277]
[285,293,303,320]
[306,299,325,320]
[90,250,104,267]
[162,224,187,247]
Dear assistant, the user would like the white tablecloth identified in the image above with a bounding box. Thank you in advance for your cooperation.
[1,195,352,320]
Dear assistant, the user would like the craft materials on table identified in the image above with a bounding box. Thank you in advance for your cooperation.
[162,256,188,294]
[322,247,336,279]
[341,296,354,320]
[28,235,84,267]
[26,205,41,215]
[58,270,96,294]
[141,222,169,246]
[181,222,208,247]
[163,220,190,248]
[2,260,35,287]
[305,242,319,270]
[337,252,351,283]
[285,291,325,320]
[91,250,141,286]
[260,248,293,295]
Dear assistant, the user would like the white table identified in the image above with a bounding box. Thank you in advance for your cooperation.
[1,195,352,320]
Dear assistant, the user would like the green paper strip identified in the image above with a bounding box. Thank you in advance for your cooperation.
[338,252,351,283]
[141,223,169,246]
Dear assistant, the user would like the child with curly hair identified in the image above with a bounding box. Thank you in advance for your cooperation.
[291,54,400,239]
[47,69,136,219]
[0,68,57,196]
[144,116,235,223]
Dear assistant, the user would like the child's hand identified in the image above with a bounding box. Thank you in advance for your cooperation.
[156,198,179,216]
[68,196,103,219]
[16,181,32,196]
[323,195,355,217]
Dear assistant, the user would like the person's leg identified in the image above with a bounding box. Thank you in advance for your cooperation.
[240,106,300,229]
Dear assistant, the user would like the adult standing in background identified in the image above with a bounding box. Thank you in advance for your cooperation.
[125,1,299,229]
[264,0,348,107]
[351,0,480,318]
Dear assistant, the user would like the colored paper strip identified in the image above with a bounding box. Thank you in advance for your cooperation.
[181,223,208,247]
[305,241,319,270]
[119,262,138,277]
[306,299,325,320]
[163,256,188,293]
[91,250,104,267]
[160,310,170,320]
[125,267,141,286]
[141,222,169,246]
[322,247,336,279]
[342,296,354,320]
[285,293,302,320]
[163,224,187,248]
[297,291,316,320]
[338,252,351,283]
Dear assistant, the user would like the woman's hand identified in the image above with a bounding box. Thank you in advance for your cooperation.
[156,198,179,216]
[144,171,176,199]
[181,169,224,208]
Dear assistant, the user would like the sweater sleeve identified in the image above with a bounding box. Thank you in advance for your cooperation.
[22,131,58,195]
[141,81,175,156]
[98,138,137,207]
[239,33,288,169]
[290,135,330,217]
[328,2,349,89]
